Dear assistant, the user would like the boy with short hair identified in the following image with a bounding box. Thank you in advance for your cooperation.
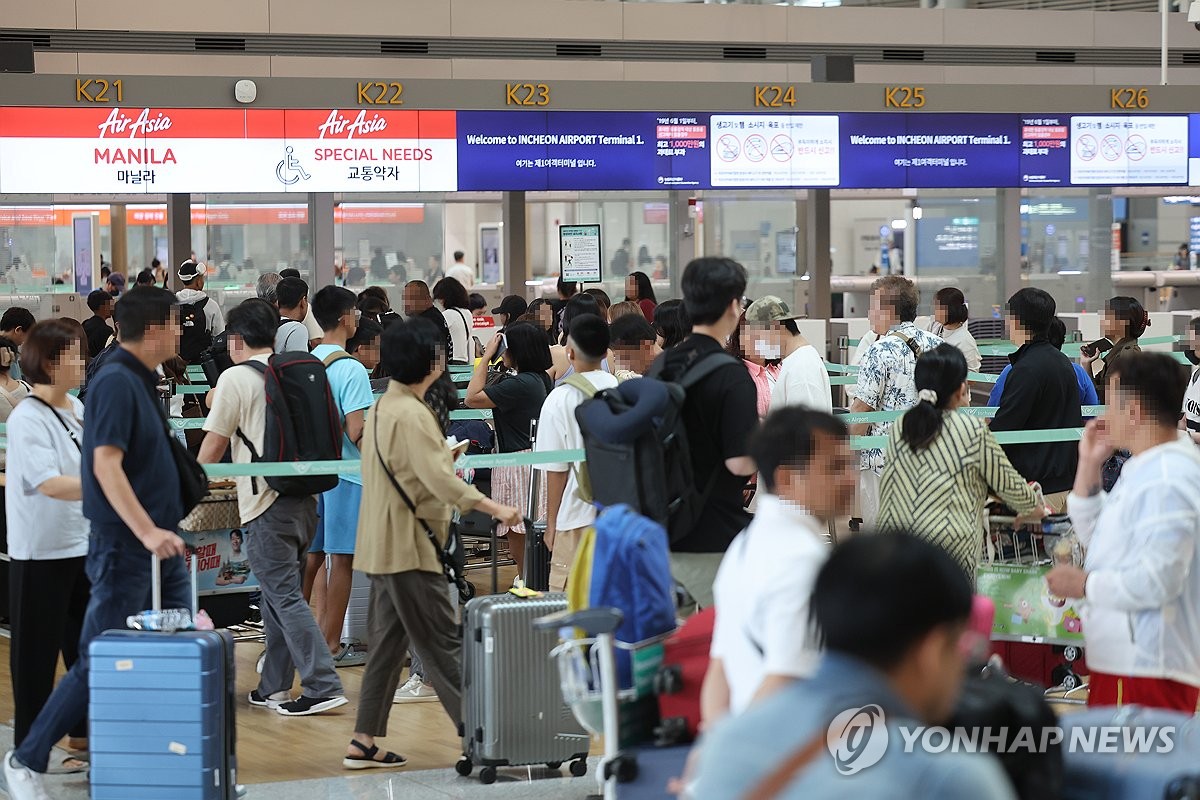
[305,286,375,665]
[198,298,346,716]
[535,314,617,591]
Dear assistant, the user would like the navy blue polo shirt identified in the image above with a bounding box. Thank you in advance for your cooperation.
[82,347,183,540]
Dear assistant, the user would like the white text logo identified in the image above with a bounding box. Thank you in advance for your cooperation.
[316,109,387,140]
[97,108,173,138]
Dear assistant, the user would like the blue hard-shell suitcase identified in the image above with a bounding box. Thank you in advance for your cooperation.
[88,556,237,800]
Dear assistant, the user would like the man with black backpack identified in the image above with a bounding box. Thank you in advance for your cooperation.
[198,299,347,717]
[175,259,225,364]
[648,257,757,610]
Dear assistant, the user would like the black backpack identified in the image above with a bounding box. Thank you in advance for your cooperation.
[235,352,344,497]
[574,352,739,544]
[179,297,213,364]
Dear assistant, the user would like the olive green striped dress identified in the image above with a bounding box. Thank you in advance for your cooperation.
[877,412,1040,577]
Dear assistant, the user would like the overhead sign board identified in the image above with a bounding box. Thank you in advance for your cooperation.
[2,106,1200,192]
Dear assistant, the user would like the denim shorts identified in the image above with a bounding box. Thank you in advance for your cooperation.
[310,479,362,555]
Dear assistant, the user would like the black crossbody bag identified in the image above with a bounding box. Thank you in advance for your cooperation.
[372,412,475,603]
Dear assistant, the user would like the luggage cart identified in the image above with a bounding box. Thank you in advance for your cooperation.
[977,507,1087,700]
[535,608,673,800]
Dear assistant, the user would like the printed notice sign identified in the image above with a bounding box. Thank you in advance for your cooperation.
[709,115,839,188]
[1070,116,1187,185]
[559,224,602,284]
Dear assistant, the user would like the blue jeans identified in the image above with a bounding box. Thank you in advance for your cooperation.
[13,528,190,774]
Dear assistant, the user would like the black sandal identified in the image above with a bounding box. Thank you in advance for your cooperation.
[342,739,408,770]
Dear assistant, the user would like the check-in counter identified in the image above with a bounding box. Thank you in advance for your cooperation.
[831,274,998,321]
[0,291,85,322]
[828,317,873,364]
[1112,270,1200,314]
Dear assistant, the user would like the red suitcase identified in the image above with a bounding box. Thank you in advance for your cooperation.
[652,607,715,746]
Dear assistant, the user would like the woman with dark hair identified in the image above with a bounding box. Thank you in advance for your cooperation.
[6,320,90,765]
[432,278,474,364]
[625,271,658,322]
[583,288,612,321]
[0,337,31,456]
[1083,295,1147,402]
[926,287,980,372]
[652,298,690,351]
[465,322,554,578]
[344,317,519,769]
[879,343,1042,577]
[525,298,556,336]
[549,293,606,384]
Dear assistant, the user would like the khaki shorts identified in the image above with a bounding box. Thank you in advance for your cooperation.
[548,525,589,592]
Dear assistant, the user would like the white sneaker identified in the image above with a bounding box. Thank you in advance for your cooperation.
[393,675,438,704]
[4,752,51,800]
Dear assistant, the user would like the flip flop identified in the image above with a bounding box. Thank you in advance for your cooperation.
[343,739,407,770]
[47,755,88,775]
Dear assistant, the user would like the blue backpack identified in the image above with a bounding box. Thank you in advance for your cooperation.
[588,504,677,689]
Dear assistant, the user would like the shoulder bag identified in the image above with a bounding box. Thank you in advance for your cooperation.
[372,411,475,603]
[121,364,210,516]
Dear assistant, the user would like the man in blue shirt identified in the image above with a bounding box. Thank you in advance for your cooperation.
[691,534,1015,800]
[6,288,192,800]
[306,286,375,667]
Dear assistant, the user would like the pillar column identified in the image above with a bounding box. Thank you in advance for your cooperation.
[806,189,832,320]
[668,191,696,299]
[309,192,336,289]
[166,194,191,292]
[997,187,1023,313]
[502,191,529,295]
[110,203,128,278]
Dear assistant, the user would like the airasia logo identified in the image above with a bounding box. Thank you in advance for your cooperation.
[97,108,173,138]
[317,109,387,139]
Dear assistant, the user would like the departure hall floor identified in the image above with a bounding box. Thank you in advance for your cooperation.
[0,565,601,799]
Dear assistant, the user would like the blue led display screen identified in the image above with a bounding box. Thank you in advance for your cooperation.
[454,111,1198,191]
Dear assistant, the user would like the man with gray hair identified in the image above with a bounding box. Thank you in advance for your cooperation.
[256,272,282,307]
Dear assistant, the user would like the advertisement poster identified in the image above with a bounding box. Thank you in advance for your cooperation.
[710,115,839,188]
[1019,116,1071,187]
[180,528,258,596]
[72,215,96,295]
[1070,115,1188,185]
[480,224,502,284]
[975,562,1084,644]
[559,224,602,283]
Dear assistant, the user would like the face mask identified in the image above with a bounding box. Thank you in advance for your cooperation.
[753,339,781,361]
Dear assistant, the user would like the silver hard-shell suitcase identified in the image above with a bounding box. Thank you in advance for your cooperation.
[456,593,590,785]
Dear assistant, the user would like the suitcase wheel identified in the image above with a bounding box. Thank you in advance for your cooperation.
[569,758,588,778]
[479,765,498,785]
[653,717,689,747]
[455,757,473,777]
[604,753,638,784]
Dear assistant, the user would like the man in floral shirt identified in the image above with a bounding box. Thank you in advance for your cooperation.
[849,276,942,526]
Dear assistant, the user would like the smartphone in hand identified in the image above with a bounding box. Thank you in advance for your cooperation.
[1081,338,1114,358]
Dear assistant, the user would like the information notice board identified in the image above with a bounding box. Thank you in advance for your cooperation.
[559,224,602,284]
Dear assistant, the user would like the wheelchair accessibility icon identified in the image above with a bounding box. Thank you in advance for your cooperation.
[276,147,311,186]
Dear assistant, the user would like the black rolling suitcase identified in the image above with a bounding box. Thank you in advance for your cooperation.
[521,420,551,591]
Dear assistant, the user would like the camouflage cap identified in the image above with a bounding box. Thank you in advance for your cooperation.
[744,295,801,323]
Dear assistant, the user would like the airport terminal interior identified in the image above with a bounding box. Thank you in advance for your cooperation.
[7,0,1200,797]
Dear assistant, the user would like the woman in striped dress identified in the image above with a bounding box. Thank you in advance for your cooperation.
[878,344,1044,578]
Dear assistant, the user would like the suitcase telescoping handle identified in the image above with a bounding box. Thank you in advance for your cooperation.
[149,552,199,616]
[526,419,540,520]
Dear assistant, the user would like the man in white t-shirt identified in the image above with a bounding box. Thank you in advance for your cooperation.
[703,406,856,725]
[743,296,832,413]
[535,314,617,591]
[445,250,475,289]
[198,298,347,718]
